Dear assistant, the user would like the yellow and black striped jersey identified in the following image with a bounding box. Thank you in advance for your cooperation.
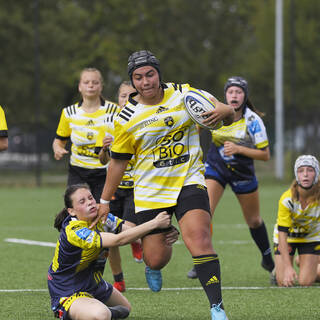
[48,213,123,297]
[273,188,320,243]
[0,105,8,137]
[96,124,135,189]
[56,99,120,169]
[111,83,206,212]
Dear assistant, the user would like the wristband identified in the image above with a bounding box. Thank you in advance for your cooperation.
[100,199,110,204]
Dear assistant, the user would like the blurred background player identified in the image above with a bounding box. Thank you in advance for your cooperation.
[97,50,234,320]
[187,76,274,279]
[272,155,320,287]
[48,183,173,320]
[0,105,8,151]
[52,67,120,202]
[97,81,143,293]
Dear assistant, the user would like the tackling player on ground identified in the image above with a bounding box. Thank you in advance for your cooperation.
[48,183,174,320]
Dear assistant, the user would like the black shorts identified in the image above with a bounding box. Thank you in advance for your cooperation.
[67,164,106,202]
[274,242,320,256]
[136,184,210,235]
[109,187,137,224]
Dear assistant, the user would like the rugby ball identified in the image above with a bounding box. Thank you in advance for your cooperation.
[183,89,223,130]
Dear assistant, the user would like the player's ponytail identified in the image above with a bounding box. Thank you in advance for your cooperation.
[54,183,91,231]
[246,98,265,118]
[54,208,69,232]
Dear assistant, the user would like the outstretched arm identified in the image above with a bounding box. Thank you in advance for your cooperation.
[101,211,171,247]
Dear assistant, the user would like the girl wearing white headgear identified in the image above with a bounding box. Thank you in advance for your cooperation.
[272,155,320,287]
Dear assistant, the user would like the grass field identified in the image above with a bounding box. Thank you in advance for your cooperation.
[1,182,319,320]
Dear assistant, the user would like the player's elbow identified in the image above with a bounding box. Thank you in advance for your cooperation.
[261,148,270,161]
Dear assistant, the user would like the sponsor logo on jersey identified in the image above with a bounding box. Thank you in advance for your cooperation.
[75,228,92,240]
[104,213,118,232]
[164,116,174,127]
[140,117,158,129]
[153,155,190,168]
[87,132,94,140]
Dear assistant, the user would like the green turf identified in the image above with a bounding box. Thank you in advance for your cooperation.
[0,184,319,319]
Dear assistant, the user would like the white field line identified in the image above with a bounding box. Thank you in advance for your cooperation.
[175,240,251,245]
[0,286,317,293]
[4,238,56,247]
[4,238,251,247]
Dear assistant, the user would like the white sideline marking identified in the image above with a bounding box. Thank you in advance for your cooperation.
[0,286,317,293]
[4,238,250,247]
[175,240,251,245]
[4,238,56,247]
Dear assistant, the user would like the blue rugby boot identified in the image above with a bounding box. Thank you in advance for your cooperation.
[145,266,162,292]
[211,302,228,320]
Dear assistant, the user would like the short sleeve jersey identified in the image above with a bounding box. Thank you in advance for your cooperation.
[0,106,8,137]
[110,83,206,212]
[95,116,135,189]
[56,100,120,169]
[206,107,268,181]
[273,188,320,243]
[48,213,123,298]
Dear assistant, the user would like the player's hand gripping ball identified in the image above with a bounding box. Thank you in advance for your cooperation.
[183,89,223,130]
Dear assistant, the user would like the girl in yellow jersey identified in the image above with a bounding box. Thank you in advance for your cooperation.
[52,68,120,202]
[272,155,320,287]
[48,183,172,320]
[97,51,234,320]
[0,105,8,151]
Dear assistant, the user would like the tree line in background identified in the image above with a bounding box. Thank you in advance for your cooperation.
[0,0,319,157]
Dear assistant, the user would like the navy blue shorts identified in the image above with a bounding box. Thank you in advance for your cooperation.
[204,163,258,194]
[135,184,210,234]
[50,280,113,319]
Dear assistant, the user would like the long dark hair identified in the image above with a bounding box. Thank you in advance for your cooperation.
[246,98,265,118]
[54,183,91,231]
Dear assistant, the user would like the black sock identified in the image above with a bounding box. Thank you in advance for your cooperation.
[109,305,130,319]
[193,254,223,308]
[114,272,124,282]
[249,221,274,265]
